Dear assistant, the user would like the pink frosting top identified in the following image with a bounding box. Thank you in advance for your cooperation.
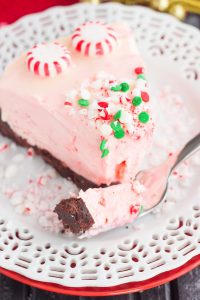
[0,22,154,185]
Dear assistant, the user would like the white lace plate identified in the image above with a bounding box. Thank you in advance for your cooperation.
[0,3,200,288]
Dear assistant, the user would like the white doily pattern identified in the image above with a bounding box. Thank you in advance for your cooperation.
[0,3,200,288]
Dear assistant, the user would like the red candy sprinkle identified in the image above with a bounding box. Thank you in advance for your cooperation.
[129,205,139,215]
[135,67,144,74]
[101,109,111,121]
[64,101,72,106]
[141,91,149,102]
[98,101,108,108]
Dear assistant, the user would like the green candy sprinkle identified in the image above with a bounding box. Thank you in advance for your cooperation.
[114,110,122,120]
[101,148,109,158]
[132,96,142,107]
[121,82,130,92]
[111,83,130,92]
[110,121,125,139]
[138,111,149,124]
[139,205,144,215]
[114,129,125,139]
[137,74,146,80]
[78,99,90,107]
[110,121,122,131]
[111,84,121,92]
[100,139,107,151]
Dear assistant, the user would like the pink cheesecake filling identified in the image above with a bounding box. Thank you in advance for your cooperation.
[78,181,144,237]
[68,154,178,238]
[0,22,153,186]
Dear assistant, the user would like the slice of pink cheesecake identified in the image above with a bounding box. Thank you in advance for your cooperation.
[54,180,145,237]
[0,21,153,189]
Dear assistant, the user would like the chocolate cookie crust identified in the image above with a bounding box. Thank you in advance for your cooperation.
[54,198,94,234]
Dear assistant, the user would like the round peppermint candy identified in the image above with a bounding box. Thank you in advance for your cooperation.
[26,42,71,77]
[71,21,118,56]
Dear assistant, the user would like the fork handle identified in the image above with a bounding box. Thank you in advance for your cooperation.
[172,132,200,171]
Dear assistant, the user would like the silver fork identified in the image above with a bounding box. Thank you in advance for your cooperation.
[138,132,200,217]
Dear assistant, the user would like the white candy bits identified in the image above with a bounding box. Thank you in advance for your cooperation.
[71,21,118,56]
[26,42,71,77]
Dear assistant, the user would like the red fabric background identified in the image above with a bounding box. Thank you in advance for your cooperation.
[0,0,77,24]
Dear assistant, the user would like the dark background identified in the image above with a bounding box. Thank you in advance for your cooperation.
[0,3,200,300]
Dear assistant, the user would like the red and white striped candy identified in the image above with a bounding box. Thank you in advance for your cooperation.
[71,21,118,56]
[26,42,71,77]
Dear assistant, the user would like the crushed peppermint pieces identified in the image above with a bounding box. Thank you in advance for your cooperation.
[100,124,113,136]
[100,109,111,121]
[138,111,149,124]
[81,89,91,100]
[120,110,132,124]
[78,99,90,107]
[98,101,108,108]
[65,71,151,158]
[0,143,9,153]
[27,148,34,157]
